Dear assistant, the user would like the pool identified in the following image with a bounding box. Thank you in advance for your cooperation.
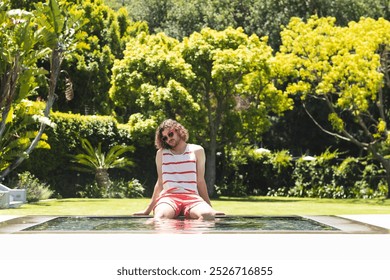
[0,215,388,234]
[22,216,337,233]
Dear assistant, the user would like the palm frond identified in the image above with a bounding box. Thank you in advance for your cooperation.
[105,145,134,166]
[71,138,134,172]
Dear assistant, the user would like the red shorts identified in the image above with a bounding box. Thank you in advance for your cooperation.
[154,190,206,218]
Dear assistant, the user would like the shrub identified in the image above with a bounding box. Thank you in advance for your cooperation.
[15,171,53,202]
[19,111,139,197]
[349,160,387,199]
[107,178,145,198]
[77,178,145,198]
[217,147,294,196]
[216,146,252,197]
[269,150,387,199]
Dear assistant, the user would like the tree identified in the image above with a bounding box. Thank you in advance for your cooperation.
[181,27,292,195]
[127,0,172,34]
[110,31,199,123]
[0,0,84,179]
[122,0,389,164]
[124,0,388,50]
[71,138,134,194]
[109,31,201,188]
[54,0,148,115]
[0,3,51,175]
[161,0,254,40]
[9,0,148,116]
[0,101,51,173]
[110,27,292,195]
[277,16,390,198]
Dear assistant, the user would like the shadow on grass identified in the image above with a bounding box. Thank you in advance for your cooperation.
[27,199,112,207]
[55,199,112,203]
[26,201,55,207]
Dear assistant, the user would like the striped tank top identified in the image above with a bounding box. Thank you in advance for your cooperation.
[162,144,198,194]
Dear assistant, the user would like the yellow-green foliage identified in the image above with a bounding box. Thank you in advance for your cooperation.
[50,112,132,148]
[0,100,50,172]
[279,16,387,107]
[277,16,390,164]
[19,111,134,197]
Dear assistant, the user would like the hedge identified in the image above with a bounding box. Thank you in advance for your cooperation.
[217,148,387,199]
[15,112,388,199]
[19,112,156,198]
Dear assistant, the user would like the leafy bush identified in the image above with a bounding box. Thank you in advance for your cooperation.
[75,181,102,199]
[18,109,387,199]
[19,111,140,197]
[77,178,145,198]
[0,100,51,175]
[216,146,252,197]
[217,147,293,196]
[15,171,53,202]
[349,160,387,199]
[107,178,145,198]
[268,149,387,199]
[215,175,248,197]
[220,147,387,199]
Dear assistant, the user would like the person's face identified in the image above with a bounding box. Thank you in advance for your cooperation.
[161,128,179,147]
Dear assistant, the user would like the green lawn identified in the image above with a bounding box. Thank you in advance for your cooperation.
[1,196,389,216]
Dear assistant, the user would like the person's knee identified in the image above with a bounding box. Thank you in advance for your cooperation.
[197,211,215,220]
[154,203,176,219]
[154,212,174,219]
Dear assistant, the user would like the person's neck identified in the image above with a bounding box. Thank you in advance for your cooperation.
[170,141,187,155]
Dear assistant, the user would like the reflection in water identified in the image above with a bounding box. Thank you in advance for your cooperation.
[147,218,216,233]
[23,216,338,232]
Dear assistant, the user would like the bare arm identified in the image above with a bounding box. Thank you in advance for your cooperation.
[195,147,212,206]
[133,149,164,215]
[133,181,162,215]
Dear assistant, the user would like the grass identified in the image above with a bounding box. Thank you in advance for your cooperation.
[1,196,389,216]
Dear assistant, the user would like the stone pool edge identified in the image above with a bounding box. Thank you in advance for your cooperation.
[0,215,389,234]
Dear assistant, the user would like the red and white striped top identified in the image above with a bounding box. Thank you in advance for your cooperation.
[162,144,198,194]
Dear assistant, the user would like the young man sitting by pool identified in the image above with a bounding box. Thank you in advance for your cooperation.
[134,119,224,220]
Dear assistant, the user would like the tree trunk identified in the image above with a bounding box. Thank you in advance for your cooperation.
[0,53,20,140]
[0,49,62,180]
[95,168,112,195]
[205,144,217,197]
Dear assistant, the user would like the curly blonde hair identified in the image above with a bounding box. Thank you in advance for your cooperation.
[155,119,189,149]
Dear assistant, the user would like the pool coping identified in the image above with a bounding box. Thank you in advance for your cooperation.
[0,215,389,234]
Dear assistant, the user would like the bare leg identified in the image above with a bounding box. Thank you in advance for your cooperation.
[188,202,217,220]
[154,203,176,219]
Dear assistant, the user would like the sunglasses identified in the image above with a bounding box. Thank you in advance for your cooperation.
[161,130,175,142]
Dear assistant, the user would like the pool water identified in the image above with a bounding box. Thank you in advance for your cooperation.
[22,216,339,233]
